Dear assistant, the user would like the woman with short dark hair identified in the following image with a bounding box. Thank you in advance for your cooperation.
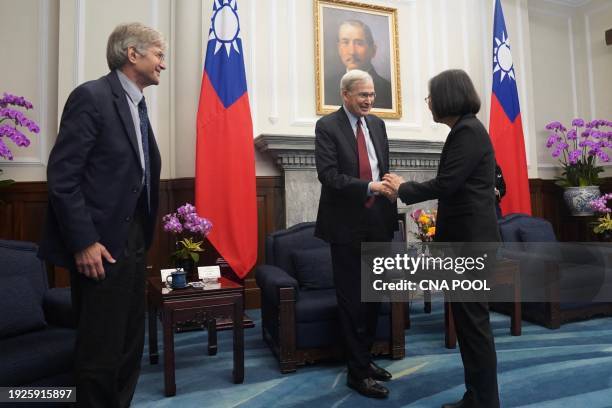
[428,69,481,121]
[383,69,500,408]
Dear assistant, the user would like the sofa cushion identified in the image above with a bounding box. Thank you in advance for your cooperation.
[0,326,75,386]
[295,289,338,322]
[296,319,342,348]
[0,275,47,338]
[498,213,528,242]
[43,288,76,328]
[518,223,561,260]
[518,224,557,242]
[292,247,335,290]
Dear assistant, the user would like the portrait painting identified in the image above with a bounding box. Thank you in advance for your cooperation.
[315,0,401,118]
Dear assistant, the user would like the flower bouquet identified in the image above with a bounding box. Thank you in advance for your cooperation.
[162,203,212,281]
[410,208,436,242]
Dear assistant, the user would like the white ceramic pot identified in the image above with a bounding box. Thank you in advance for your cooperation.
[563,186,601,216]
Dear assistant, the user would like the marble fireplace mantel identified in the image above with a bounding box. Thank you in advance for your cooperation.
[255,134,444,227]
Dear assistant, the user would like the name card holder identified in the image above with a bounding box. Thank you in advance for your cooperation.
[160,268,178,282]
[198,265,221,282]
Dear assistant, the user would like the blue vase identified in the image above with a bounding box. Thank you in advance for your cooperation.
[563,186,600,216]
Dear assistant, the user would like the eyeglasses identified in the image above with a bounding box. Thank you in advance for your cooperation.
[152,51,165,63]
[353,92,376,100]
[424,95,431,103]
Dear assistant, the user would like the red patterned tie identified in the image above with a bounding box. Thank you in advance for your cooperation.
[356,119,375,208]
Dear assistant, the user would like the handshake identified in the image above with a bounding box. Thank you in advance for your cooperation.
[371,173,406,202]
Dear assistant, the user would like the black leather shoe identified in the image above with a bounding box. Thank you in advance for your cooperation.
[441,399,466,408]
[347,375,389,399]
[369,362,392,381]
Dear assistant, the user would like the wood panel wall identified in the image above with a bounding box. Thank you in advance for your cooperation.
[2,177,610,307]
[0,177,285,308]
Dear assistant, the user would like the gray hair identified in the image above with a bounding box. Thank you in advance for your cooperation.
[106,22,166,71]
[340,69,373,93]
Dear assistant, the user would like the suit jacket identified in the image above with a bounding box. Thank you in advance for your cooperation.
[315,107,397,244]
[398,114,500,242]
[324,67,393,110]
[38,71,162,268]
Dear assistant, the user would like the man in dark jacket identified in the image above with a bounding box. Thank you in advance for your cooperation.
[39,22,165,407]
[315,69,397,399]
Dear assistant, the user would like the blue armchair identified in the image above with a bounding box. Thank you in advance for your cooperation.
[493,213,612,328]
[255,222,406,373]
[0,240,75,386]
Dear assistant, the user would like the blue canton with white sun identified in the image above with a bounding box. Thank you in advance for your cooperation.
[204,0,248,108]
[491,0,520,122]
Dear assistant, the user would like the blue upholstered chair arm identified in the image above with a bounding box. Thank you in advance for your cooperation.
[43,288,75,328]
[255,264,299,305]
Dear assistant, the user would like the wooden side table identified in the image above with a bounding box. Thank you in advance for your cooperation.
[147,276,244,396]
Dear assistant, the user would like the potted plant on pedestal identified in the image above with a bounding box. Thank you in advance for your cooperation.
[545,119,612,216]
[162,203,213,282]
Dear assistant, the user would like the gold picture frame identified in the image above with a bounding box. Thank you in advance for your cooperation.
[315,0,402,119]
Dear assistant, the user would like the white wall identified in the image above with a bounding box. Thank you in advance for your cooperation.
[1,0,610,182]
[528,0,612,179]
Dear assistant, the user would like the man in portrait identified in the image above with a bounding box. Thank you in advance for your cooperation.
[324,19,392,109]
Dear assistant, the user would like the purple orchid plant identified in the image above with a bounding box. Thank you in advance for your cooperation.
[162,203,213,263]
[589,193,612,235]
[545,119,612,187]
[0,92,40,188]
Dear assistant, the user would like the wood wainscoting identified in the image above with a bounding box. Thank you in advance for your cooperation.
[0,177,284,309]
[3,177,611,307]
[528,178,612,242]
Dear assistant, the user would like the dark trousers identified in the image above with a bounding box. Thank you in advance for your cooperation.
[330,201,391,379]
[70,215,146,408]
[450,301,500,408]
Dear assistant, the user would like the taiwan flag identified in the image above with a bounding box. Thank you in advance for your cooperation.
[489,0,531,215]
[195,0,257,279]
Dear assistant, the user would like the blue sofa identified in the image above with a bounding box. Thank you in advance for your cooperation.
[255,222,406,373]
[0,239,75,386]
[494,213,612,328]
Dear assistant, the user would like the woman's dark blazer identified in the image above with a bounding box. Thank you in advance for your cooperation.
[398,114,500,243]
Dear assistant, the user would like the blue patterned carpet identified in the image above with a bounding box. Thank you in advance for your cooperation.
[132,305,612,407]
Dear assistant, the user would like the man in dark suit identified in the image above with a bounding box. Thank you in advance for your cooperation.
[315,69,397,399]
[324,20,393,109]
[383,69,500,408]
[38,22,165,407]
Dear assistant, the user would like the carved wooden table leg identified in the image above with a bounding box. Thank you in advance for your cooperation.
[163,310,176,397]
[207,317,217,356]
[444,301,457,349]
[511,269,522,336]
[148,302,159,364]
[424,290,432,313]
[232,296,244,384]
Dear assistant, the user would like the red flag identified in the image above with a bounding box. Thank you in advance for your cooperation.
[195,0,257,279]
[489,0,531,215]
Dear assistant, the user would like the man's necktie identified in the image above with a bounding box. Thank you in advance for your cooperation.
[356,119,375,208]
[138,97,151,212]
